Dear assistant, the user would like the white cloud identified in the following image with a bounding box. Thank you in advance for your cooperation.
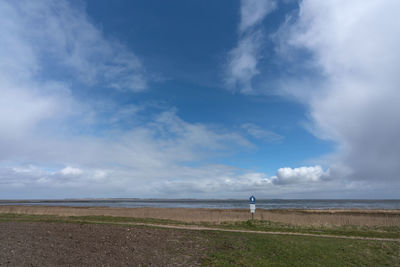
[0,0,149,152]
[225,0,277,93]
[273,166,329,185]
[0,160,373,199]
[2,0,399,198]
[93,170,107,180]
[225,31,263,93]
[60,166,83,176]
[240,0,277,33]
[242,123,283,142]
[222,0,400,194]
[0,0,146,92]
[0,103,259,198]
[279,0,400,183]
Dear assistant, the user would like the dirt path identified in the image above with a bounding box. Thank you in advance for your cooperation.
[87,221,400,242]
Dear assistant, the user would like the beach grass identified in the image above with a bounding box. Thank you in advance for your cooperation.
[1,205,400,227]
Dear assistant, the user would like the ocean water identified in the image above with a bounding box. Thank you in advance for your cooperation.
[1,199,400,210]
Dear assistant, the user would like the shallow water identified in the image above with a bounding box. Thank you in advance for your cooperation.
[1,199,400,210]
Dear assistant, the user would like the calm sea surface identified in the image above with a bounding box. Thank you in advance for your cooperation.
[1,199,400,210]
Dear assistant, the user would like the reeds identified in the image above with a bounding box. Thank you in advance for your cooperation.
[0,205,399,227]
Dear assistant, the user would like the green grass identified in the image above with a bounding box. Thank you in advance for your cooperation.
[202,231,400,266]
[0,213,65,223]
[0,213,185,225]
[212,219,400,239]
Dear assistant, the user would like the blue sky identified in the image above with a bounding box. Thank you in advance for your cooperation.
[1,0,399,199]
[82,0,332,174]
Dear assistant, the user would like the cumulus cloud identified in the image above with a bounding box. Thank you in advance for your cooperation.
[222,0,400,197]
[225,0,277,93]
[279,0,400,183]
[273,166,329,185]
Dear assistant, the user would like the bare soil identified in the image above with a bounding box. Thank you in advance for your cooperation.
[0,222,210,266]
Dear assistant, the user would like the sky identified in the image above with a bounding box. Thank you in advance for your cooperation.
[0,0,399,199]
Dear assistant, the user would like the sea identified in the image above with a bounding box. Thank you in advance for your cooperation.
[0,199,400,210]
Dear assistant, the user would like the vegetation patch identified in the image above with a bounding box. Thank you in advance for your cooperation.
[211,219,400,239]
[203,231,400,266]
[1,213,399,240]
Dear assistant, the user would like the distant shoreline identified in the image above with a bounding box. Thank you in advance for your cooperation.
[1,198,400,201]
[1,199,400,211]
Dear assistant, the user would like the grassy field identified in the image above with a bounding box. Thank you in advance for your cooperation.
[203,231,400,266]
[2,206,400,266]
[1,212,400,266]
[1,212,400,239]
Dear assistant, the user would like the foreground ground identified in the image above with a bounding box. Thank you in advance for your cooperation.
[0,221,209,266]
[1,211,400,266]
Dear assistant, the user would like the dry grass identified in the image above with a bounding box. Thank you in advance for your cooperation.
[0,205,399,227]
